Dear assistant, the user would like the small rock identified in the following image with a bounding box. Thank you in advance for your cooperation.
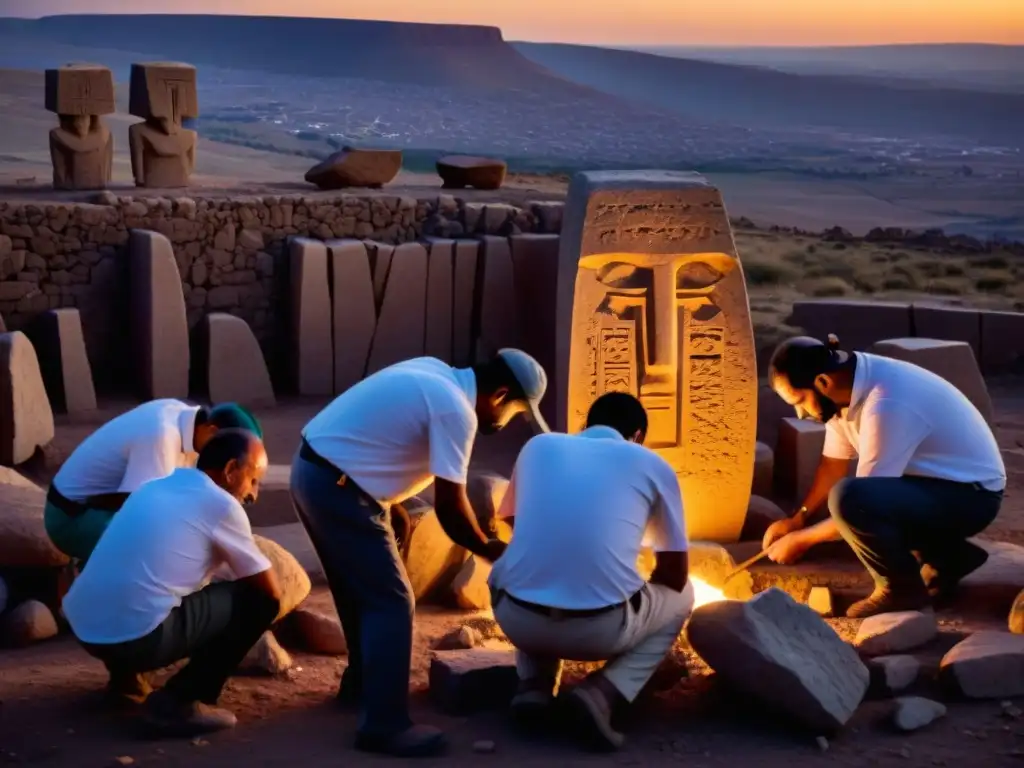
[855,610,938,656]
[472,740,496,754]
[816,736,829,752]
[868,655,921,694]
[1008,588,1024,634]
[435,625,482,650]
[240,631,293,675]
[279,608,347,655]
[808,587,833,617]
[892,697,946,731]
[428,649,517,714]
[940,631,1024,698]
[0,600,58,647]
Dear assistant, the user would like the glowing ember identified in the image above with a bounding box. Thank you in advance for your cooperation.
[691,577,727,608]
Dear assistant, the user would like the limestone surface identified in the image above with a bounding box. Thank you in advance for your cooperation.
[869,338,994,424]
[241,631,293,675]
[366,242,428,373]
[289,238,333,395]
[0,331,55,466]
[128,63,199,188]
[510,233,560,424]
[685,588,869,733]
[0,599,58,647]
[423,238,455,363]
[403,507,471,601]
[868,655,921,695]
[753,441,774,498]
[129,230,189,399]
[911,303,982,359]
[451,240,480,366]
[279,607,347,655]
[26,308,97,414]
[203,313,275,407]
[789,299,913,353]
[855,610,938,656]
[476,235,520,360]
[305,147,402,190]
[429,648,518,714]
[892,697,946,731]
[437,155,507,190]
[774,417,826,502]
[556,171,757,543]
[253,534,312,622]
[940,631,1024,699]
[45,65,116,191]
[451,556,492,611]
[808,587,833,617]
[327,240,377,393]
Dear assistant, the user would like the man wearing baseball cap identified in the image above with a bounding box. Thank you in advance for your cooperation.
[290,349,548,758]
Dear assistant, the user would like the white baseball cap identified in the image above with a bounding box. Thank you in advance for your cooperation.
[497,348,550,434]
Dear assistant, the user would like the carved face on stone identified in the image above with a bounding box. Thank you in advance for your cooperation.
[129,63,199,128]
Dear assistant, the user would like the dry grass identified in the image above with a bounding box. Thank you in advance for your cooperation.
[734,229,1024,354]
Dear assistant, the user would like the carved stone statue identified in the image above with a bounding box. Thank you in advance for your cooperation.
[44,64,115,191]
[554,171,758,543]
[128,62,199,188]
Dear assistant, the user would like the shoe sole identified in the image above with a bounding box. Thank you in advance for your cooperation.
[561,689,624,752]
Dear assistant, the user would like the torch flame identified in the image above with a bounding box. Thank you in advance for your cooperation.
[690,576,727,608]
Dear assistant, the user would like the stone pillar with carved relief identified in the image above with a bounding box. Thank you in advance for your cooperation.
[44,64,115,191]
[128,62,199,188]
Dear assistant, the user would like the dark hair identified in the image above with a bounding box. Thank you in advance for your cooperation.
[586,392,648,440]
[472,356,525,401]
[768,334,846,389]
[196,428,260,472]
[195,403,263,438]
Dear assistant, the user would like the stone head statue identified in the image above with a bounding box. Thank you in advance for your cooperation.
[45,64,115,119]
[129,62,199,133]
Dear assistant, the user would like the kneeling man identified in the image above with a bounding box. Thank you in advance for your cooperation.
[763,335,1005,618]
[46,399,263,564]
[62,429,281,738]
[489,392,693,751]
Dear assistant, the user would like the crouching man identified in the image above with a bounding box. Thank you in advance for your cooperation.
[61,429,282,738]
[488,392,693,752]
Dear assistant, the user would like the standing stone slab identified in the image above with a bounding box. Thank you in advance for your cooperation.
[326,240,376,393]
[429,649,518,714]
[686,588,869,733]
[366,242,428,374]
[911,303,982,358]
[774,417,826,502]
[980,309,1024,374]
[476,235,520,362]
[129,230,189,400]
[940,631,1024,699]
[511,234,560,425]
[452,240,480,366]
[0,332,55,466]
[289,238,333,395]
[26,308,96,414]
[203,313,275,407]
[556,172,757,543]
[366,241,396,313]
[423,238,455,363]
[789,299,912,352]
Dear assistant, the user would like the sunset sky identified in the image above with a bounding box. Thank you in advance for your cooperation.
[5,0,1024,45]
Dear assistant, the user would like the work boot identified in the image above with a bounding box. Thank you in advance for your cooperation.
[561,679,626,752]
[354,724,448,757]
[334,666,362,710]
[141,689,237,739]
[921,542,989,604]
[105,669,152,707]
[846,584,932,619]
[509,679,555,731]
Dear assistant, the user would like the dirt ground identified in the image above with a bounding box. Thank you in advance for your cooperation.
[3,382,1024,766]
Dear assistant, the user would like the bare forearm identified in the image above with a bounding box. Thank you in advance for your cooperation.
[802,518,842,546]
[434,482,491,558]
[794,457,851,526]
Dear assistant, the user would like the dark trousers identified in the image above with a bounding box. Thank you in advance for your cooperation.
[289,450,415,736]
[829,475,1003,590]
[81,581,279,704]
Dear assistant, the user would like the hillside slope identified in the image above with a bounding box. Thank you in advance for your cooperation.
[515,42,1024,146]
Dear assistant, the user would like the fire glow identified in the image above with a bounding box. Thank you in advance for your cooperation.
[691,576,727,608]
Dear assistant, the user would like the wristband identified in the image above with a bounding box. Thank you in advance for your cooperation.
[793,505,810,525]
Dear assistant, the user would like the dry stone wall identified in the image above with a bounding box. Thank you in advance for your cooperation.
[0,194,560,391]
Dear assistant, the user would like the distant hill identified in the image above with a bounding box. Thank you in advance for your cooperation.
[0,14,590,92]
[515,42,1024,147]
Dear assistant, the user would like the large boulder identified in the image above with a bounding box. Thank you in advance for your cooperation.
[451,555,492,611]
[686,588,869,733]
[466,471,511,537]
[0,599,58,647]
[253,535,311,621]
[436,155,507,191]
[276,607,347,656]
[0,332,55,466]
[403,507,470,602]
[940,631,1024,699]
[0,473,69,568]
[305,147,402,190]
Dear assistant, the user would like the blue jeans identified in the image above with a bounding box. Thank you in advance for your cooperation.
[289,449,415,736]
[829,476,1002,590]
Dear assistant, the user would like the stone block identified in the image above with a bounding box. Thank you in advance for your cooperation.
[45,64,115,115]
[807,586,833,617]
[201,313,275,407]
[403,507,470,601]
[289,238,333,395]
[451,556,492,611]
[129,230,189,399]
[437,155,507,191]
[475,235,520,361]
[252,534,312,622]
[855,610,938,656]
[789,299,912,352]
[0,599,58,647]
[685,588,869,733]
[0,331,55,466]
[752,441,774,498]
[980,309,1024,373]
[556,171,757,543]
[955,541,1024,618]
[305,147,402,190]
[0,474,68,568]
[366,242,428,374]
[740,495,787,542]
[868,655,920,695]
[451,240,480,366]
[423,238,455,363]
[773,417,826,502]
[326,240,376,393]
[276,607,347,656]
[25,308,96,414]
[429,649,518,714]
[510,233,560,425]
[911,303,981,358]
[892,697,946,731]
[128,62,199,121]
[940,631,1024,699]
[869,338,993,424]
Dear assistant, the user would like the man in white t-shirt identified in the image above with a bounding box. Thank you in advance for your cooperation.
[45,400,263,564]
[762,335,1006,618]
[290,349,548,758]
[488,392,693,752]
[63,429,281,739]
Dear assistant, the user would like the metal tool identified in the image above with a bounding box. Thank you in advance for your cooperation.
[723,547,772,584]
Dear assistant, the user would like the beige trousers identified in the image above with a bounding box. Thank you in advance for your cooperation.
[492,581,694,702]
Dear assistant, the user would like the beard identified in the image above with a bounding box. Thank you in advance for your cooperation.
[241,493,257,506]
[814,390,840,423]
